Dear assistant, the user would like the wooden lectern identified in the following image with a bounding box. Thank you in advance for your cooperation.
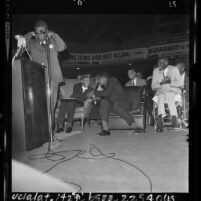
[12,59,49,152]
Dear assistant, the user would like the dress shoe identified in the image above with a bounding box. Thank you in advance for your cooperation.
[156,115,163,132]
[97,130,111,136]
[156,128,163,132]
[54,127,64,133]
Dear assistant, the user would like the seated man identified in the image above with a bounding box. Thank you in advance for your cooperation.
[152,57,183,132]
[55,74,93,133]
[125,68,147,87]
[176,61,189,121]
[89,72,135,136]
[125,68,155,125]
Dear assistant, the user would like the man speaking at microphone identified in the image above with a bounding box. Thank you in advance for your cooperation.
[17,20,67,128]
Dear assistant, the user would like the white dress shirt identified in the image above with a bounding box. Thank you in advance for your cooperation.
[163,67,169,77]
[181,72,185,84]
[132,78,137,86]
[82,86,88,93]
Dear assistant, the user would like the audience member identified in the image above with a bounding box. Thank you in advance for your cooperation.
[88,72,135,136]
[76,74,82,81]
[136,72,144,79]
[125,68,146,86]
[152,57,183,132]
[176,62,189,120]
[55,74,93,133]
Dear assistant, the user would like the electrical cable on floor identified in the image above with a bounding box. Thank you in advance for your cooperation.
[27,144,153,192]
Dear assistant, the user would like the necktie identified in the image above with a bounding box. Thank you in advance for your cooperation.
[133,80,135,86]
[162,70,166,78]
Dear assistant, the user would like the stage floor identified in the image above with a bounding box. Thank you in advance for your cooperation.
[12,124,189,193]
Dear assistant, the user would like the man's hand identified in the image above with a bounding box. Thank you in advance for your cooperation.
[30,32,36,37]
[47,31,54,38]
[15,35,26,48]
[160,76,171,85]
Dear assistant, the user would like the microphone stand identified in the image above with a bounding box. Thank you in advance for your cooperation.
[43,34,60,151]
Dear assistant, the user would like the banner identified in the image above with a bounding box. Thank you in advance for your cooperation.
[148,41,189,56]
[65,48,148,65]
[63,41,189,65]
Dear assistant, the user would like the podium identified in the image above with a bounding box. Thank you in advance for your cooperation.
[12,59,49,152]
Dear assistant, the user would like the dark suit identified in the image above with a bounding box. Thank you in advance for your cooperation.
[56,83,93,125]
[183,72,189,119]
[24,31,66,119]
[183,72,189,100]
[94,77,134,125]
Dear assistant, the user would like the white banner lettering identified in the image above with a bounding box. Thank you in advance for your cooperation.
[64,48,148,65]
[148,41,189,56]
[63,41,189,65]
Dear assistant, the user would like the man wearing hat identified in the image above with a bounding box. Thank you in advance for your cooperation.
[55,74,93,133]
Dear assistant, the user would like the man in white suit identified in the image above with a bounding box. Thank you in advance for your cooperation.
[152,57,183,132]
[125,68,147,87]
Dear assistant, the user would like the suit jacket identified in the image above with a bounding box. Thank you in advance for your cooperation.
[183,72,189,102]
[183,72,189,93]
[70,83,93,101]
[94,77,129,103]
[24,31,66,83]
[125,77,146,87]
[151,65,183,96]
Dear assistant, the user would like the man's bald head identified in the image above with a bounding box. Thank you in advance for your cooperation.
[157,57,169,70]
[176,62,186,75]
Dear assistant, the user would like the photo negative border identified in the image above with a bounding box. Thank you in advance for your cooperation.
[1,0,199,200]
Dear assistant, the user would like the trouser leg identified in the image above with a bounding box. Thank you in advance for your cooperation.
[99,99,111,131]
[166,92,178,116]
[46,81,59,130]
[83,98,92,118]
[112,100,134,126]
[100,99,110,123]
[50,82,59,118]
[146,96,154,118]
[185,93,189,119]
[56,102,69,126]
[66,101,80,123]
[157,94,166,117]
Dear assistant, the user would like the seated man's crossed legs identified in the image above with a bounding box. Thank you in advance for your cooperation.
[55,99,92,133]
[98,99,134,136]
[156,92,180,132]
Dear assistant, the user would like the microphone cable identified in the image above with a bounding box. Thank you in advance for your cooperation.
[27,144,153,192]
